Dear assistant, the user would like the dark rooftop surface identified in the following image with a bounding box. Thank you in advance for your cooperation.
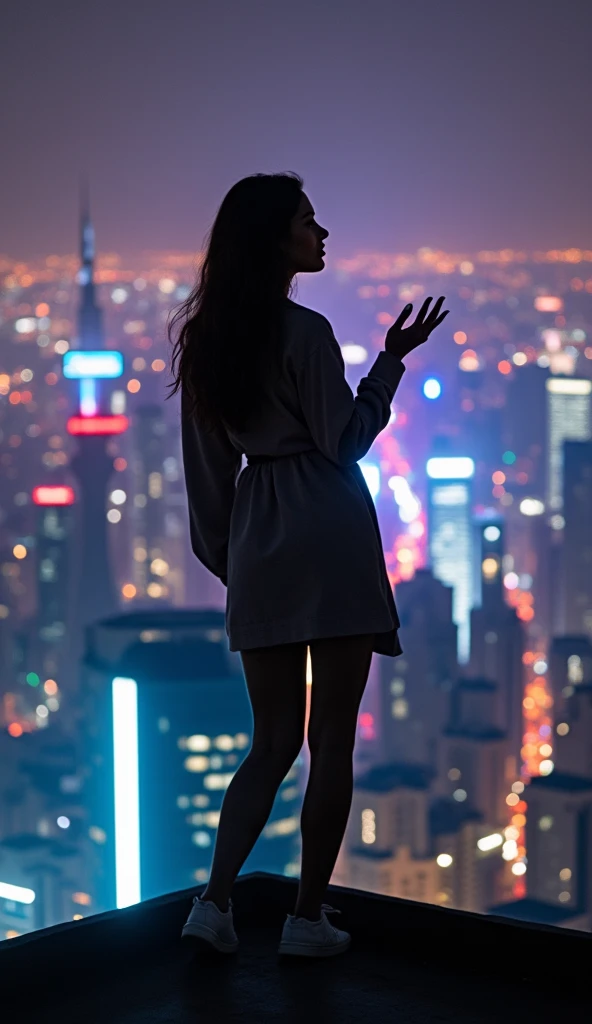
[529,772,592,792]
[355,762,434,791]
[1,873,590,1023]
[489,897,585,926]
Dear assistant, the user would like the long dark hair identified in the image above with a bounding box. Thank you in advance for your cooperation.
[167,172,304,434]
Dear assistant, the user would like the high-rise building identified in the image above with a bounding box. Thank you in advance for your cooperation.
[491,683,592,930]
[548,635,592,721]
[439,679,512,828]
[65,180,126,635]
[333,764,436,903]
[127,405,185,605]
[29,486,76,698]
[562,441,592,638]
[426,456,476,662]
[373,570,457,770]
[429,797,508,913]
[545,377,592,512]
[469,514,524,764]
[82,609,303,912]
[505,363,549,499]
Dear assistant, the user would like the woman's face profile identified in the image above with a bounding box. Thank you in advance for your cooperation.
[283,193,329,276]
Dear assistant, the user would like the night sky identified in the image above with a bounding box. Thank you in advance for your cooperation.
[2,0,591,261]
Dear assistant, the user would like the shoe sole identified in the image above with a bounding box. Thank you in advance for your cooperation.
[182,925,239,954]
[278,935,351,958]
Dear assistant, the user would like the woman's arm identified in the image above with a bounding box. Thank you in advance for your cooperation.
[181,387,242,584]
[295,315,405,466]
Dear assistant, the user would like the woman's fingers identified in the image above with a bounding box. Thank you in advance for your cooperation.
[392,304,413,329]
[432,310,449,328]
[415,296,433,324]
[426,296,446,324]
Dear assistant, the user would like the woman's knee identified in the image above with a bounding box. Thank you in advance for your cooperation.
[249,734,304,772]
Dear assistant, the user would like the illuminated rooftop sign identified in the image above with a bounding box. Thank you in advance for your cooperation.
[63,351,124,379]
[426,457,475,480]
[546,378,592,395]
[67,414,129,436]
[32,485,75,506]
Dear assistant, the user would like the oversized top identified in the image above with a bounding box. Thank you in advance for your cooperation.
[181,298,406,657]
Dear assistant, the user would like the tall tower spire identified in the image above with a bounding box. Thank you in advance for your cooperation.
[76,172,104,351]
[65,178,127,636]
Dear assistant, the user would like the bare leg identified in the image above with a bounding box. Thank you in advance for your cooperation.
[200,640,308,912]
[293,633,374,922]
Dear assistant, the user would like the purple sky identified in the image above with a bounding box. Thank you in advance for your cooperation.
[1,0,591,261]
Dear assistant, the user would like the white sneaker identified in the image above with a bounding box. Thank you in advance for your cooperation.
[181,895,239,953]
[278,904,351,958]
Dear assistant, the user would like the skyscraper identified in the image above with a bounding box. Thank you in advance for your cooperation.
[374,569,457,770]
[469,515,524,764]
[129,405,177,604]
[562,441,592,638]
[30,486,76,696]
[545,377,592,512]
[439,679,512,828]
[426,456,476,662]
[82,609,303,912]
[65,180,126,634]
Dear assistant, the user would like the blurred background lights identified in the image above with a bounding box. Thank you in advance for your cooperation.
[520,498,544,516]
[436,853,453,867]
[341,343,368,365]
[483,526,500,542]
[57,816,71,829]
[423,377,442,399]
[359,463,380,498]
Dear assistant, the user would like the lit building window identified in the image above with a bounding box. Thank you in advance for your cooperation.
[262,816,299,838]
[192,831,212,847]
[72,892,92,906]
[184,756,209,773]
[392,698,408,719]
[186,735,211,752]
[148,472,163,499]
[214,734,234,751]
[204,773,235,790]
[361,808,376,844]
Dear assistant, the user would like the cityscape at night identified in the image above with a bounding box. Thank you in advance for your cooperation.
[1,0,592,1017]
[2,224,592,934]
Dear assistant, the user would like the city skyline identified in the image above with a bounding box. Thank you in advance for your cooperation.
[2,1,592,947]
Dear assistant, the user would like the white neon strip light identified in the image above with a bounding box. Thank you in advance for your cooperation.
[79,378,98,417]
[0,881,36,904]
[112,677,141,908]
[546,378,592,395]
[426,456,475,480]
[359,462,380,498]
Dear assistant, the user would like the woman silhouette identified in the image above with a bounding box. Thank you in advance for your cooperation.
[169,172,448,957]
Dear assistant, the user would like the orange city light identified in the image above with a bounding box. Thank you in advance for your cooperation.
[32,485,75,506]
[67,415,129,436]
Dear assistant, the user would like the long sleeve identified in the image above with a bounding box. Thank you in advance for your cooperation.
[295,317,405,466]
[181,387,242,583]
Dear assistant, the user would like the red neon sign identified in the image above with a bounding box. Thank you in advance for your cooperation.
[32,486,75,506]
[67,415,129,436]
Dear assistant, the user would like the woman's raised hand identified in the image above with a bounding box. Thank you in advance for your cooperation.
[384,296,449,360]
